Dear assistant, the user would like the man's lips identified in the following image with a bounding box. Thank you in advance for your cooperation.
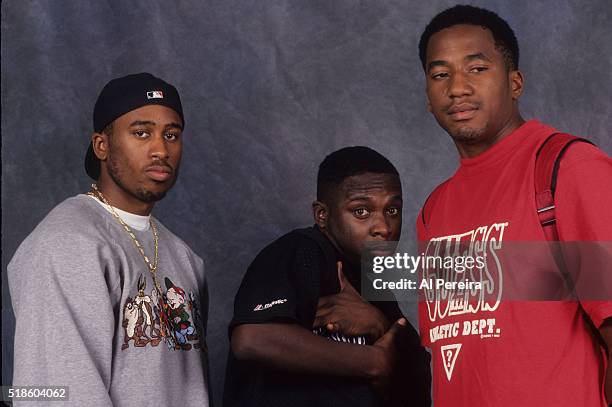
[145,165,173,182]
[447,103,478,121]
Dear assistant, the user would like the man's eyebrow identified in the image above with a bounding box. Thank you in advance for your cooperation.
[345,194,403,202]
[427,60,448,72]
[348,192,372,202]
[129,120,156,127]
[128,120,183,130]
[165,122,183,130]
[465,52,491,62]
[427,53,491,72]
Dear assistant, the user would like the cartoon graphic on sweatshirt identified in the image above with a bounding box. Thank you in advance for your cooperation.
[151,287,177,350]
[165,277,196,350]
[135,274,161,346]
[121,273,203,351]
[122,297,149,349]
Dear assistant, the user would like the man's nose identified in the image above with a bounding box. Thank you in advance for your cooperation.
[150,133,170,160]
[448,72,473,98]
[370,212,392,239]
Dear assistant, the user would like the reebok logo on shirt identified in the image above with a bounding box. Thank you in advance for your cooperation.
[253,298,287,311]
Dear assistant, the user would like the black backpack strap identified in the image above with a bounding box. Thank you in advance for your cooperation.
[535,133,594,240]
[534,132,595,300]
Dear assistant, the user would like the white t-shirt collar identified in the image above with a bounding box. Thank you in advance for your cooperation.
[86,194,151,231]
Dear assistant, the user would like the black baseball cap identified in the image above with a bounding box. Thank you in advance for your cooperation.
[84,72,184,179]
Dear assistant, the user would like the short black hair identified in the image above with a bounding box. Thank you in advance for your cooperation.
[317,146,400,202]
[418,5,519,71]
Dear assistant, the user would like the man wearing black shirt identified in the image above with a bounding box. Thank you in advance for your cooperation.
[224,146,431,406]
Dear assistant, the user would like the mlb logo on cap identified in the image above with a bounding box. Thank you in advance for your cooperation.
[147,90,164,99]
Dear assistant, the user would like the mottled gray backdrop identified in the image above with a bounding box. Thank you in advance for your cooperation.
[2,1,611,405]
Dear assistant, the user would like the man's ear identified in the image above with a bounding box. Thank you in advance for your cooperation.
[510,70,524,100]
[91,132,109,161]
[426,99,432,113]
[312,200,329,229]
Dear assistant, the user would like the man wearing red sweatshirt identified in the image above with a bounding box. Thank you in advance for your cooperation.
[417,5,612,406]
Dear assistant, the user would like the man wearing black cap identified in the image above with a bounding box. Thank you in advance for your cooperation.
[8,73,210,406]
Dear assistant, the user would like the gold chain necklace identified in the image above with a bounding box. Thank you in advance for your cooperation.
[87,184,164,297]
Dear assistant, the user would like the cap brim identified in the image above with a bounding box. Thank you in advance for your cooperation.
[84,142,100,180]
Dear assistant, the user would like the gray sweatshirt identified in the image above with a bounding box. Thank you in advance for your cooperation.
[8,195,210,406]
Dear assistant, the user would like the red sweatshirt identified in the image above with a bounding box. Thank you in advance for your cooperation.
[417,120,612,406]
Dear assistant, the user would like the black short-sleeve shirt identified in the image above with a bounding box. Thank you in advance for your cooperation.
[223,226,431,407]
